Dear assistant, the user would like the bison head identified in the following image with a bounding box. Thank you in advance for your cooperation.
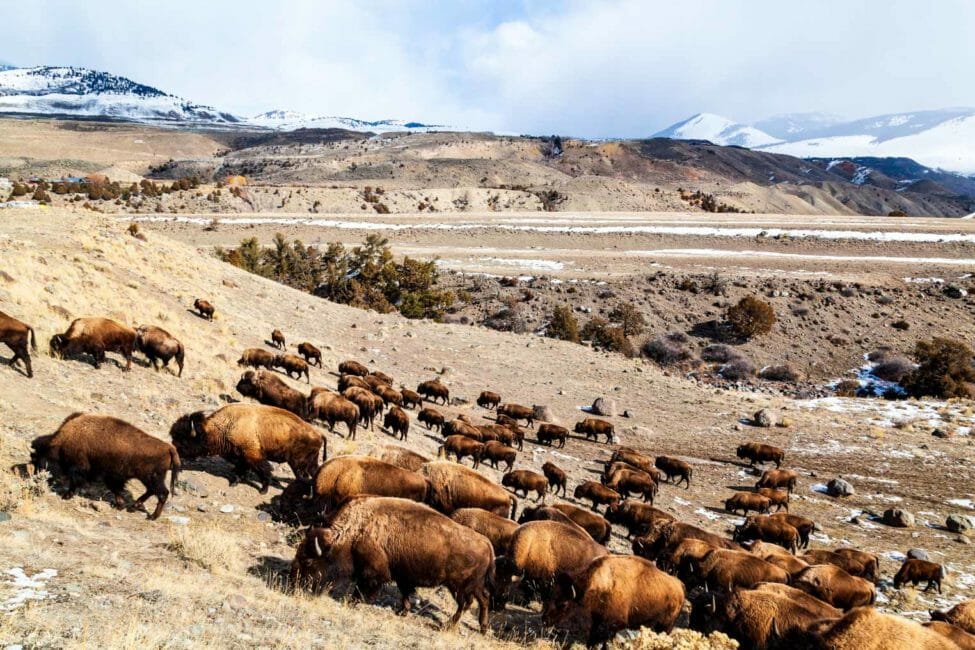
[500,472,516,488]
[517,506,539,524]
[236,371,259,398]
[169,412,209,458]
[573,422,584,433]
[735,445,748,459]
[733,522,757,543]
[290,527,336,593]
[49,334,66,358]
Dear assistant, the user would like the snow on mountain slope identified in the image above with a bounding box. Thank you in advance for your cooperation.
[0,66,240,124]
[249,110,452,133]
[752,112,846,139]
[761,114,975,174]
[653,113,783,147]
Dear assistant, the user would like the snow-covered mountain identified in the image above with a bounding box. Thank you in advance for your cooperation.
[653,113,782,148]
[658,109,975,174]
[0,66,241,124]
[250,110,451,133]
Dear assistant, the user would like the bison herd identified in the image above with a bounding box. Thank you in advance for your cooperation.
[5,301,975,649]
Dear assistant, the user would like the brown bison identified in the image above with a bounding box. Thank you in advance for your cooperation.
[748,540,810,577]
[307,390,359,439]
[603,467,657,504]
[477,391,501,409]
[296,342,322,367]
[31,413,179,520]
[756,487,790,512]
[608,447,657,475]
[480,441,517,472]
[833,548,881,583]
[894,558,944,594]
[770,512,815,549]
[417,406,445,432]
[519,504,612,545]
[658,538,717,576]
[374,384,403,408]
[655,456,692,488]
[756,468,799,492]
[312,456,428,511]
[802,549,878,582]
[237,369,307,419]
[801,606,955,650]
[169,403,322,493]
[725,492,772,516]
[400,388,422,409]
[237,347,276,370]
[50,317,135,371]
[550,555,684,648]
[338,359,368,376]
[931,601,975,634]
[271,329,286,350]
[135,325,184,377]
[417,379,449,405]
[542,461,567,497]
[633,519,738,561]
[444,418,482,440]
[273,353,310,383]
[0,310,37,378]
[605,501,675,539]
[497,403,535,428]
[369,370,394,386]
[368,445,430,473]
[793,564,876,610]
[685,548,789,591]
[451,507,519,555]
[341,387,382,431]
[420,461,517,519]
[691,583,842,650]
[502,470,548,501]
[537,423,568,448]
[574,481,621,513]
[736,442,785,468]
[602,460,661,484]
[290,497,494,633]
[925,621,975,649]
[193,298,214,320]
[574,417,613,443]
[734,515,800,553]
[338,373,370,392]
[382,405,409,441]
[438,435,485,467]
[494,520,607,612]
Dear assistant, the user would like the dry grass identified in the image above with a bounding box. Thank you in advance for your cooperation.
[166,524,247,574]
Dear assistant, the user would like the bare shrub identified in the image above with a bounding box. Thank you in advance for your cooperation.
[719,356,755,380]
[903,337,975,399]
[758,364,801,382]
[485,306,529,334]
[872,356,914,382]
[726,295,776,339]
[643,334,694,366]
[835,379,861,397]
[701,343,740,363]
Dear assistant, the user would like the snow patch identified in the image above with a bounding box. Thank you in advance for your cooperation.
[2,567,57,612]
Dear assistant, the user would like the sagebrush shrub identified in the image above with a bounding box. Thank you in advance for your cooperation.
[726,295,776,338]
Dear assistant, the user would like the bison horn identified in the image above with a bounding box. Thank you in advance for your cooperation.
[312,535,323,557]
[710,593,716,612]
[569,584,576,600]
[190,417,199,438]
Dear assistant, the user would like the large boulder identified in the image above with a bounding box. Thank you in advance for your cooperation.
[947,514,975,534]
[907,548,929,561]
[591,397,617,418]
[533,404,556,424]
[753,408,779,428]
[882,508,915,528]
[826,478,855,498]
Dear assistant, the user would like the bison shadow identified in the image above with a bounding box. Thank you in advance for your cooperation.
[249,555,293,592]
[725,484,760,492]
[1,354,31,378]
[179,457,293,493]
[186,308,212,321]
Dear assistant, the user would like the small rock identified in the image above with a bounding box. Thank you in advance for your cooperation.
[944,284,968,299]
[753,408,779,428]
[139,589,163,603]
[826,478,855,498]
[907,548,929,561]
[946,514,975,534]
[169,516,190,526]
[256,512,271,522]
[177,477,208,496]
[592,397,617,417]
[449,396,470,406]
[622,410,633,418]
[957,535,972,545]
[196,504,208,513]
[932,428,952,439]
[882,508,915,528]
[0,512,10,523]
[219,504,235,514]
[777,417,794,428]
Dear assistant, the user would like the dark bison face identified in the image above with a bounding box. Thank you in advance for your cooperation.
[501,473,515,488]
[604,502,623,523]
[573,422,583,433]
[49,334,65,358]
[290,527,335,592]
[735,446,747,458]
[169,413,208,458]
[236,372,259,398]
[573,485,585,499]
[517,506,538,524]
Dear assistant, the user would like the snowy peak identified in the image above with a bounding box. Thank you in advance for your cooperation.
[0,65,240,124]
[653,113,783,148]
[250,110,451,133]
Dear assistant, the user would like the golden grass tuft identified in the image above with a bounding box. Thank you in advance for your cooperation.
[166,523,246,574]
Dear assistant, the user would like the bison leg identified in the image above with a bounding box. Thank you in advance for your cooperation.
[445,588,475,630]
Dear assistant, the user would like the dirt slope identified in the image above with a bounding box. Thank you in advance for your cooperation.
[1,209,974,647]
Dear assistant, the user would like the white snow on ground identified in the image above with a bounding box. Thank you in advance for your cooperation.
[1,567,57,612]
[798,396,974,432]
[948,498,975,509]
[694,507,722,521]
[635,249,975,266]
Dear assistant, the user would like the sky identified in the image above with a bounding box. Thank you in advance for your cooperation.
[3,0,974,137]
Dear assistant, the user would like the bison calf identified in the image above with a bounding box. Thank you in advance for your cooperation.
[296,342,322,367]
[542,461,567,497]
[270,329,286,350]
[502,470,548,501]
[383,405,410,441]
[135,325,184,377]
[0,310,37,378]
[193,298,214,320]
[574,481,620,513]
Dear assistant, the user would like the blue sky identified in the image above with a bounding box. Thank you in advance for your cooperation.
[3,0,974,137]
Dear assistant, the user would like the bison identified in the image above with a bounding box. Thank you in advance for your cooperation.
[0,310,37,378]
[417,379,449,405]
[800,606,955,650]
[748,540,810,577]
[574,417,613,443]
[542,462,567,497]
[770,512,815,549]
[685,548,789,591]
[400,388,422,409]
[312,456,428,511]
[480,441,517,472]
[341,387,382,431]
[497,403,535,428]
[451,508,519,555]
[50,317,135,371]
[369,370,394,386]
[421,461,517,519]
[237,369,307,419]
[756,468,799,493]
[193,298,214,321]
[417,407,445,432]
[273,353,310,383]
[931,600,975,635]
[477,391,501,409]
[536,423,568,448]
[519,504,612,545]
[734,515,800,553]
[271,329,286,350]
[237,347,276,370]
[502,470,548,501]
[338,373,370,392]
[307,390,359,439]
[290,497,494,633]
[169,403,322,493]
[134,325,184,377]
[793,564,876,610]
[605,501,674,539]
[802,549,879,582]
[382,405,409,441]
[924,621,975,649]
[756,487,790,512]
[438,435,485,467]
[608,447,656,475]
[654,456,692,489]
[296,342,322,367]
[736,442,785,468]
[603,467,657,504]
[337,359,368,376]
[574,481,620,513]
[894,558,944,594]
[31,413,178,520]
[632,519,737,561]
[725,492,772,516]
[368,445,429,473]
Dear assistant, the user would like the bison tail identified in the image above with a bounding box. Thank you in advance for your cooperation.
[509,495,519,520]
[175,343,185,378]
[170,448,181,496]
[29,326,37,352]
[321,434,328,463]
